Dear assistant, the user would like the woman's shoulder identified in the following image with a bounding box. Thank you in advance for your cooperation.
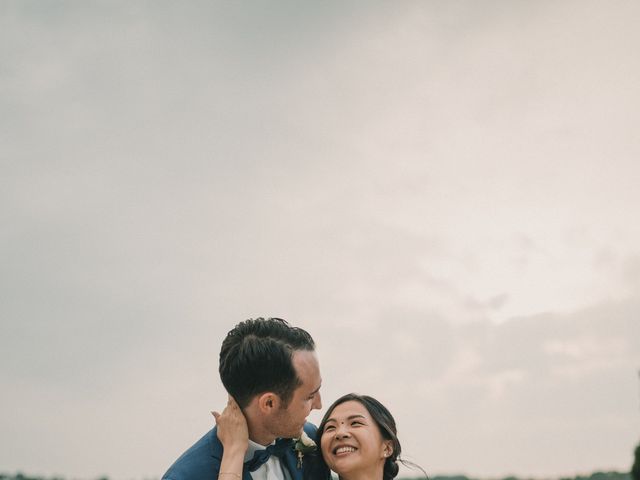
[303,421,317,438]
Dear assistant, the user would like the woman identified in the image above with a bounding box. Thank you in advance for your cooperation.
[214,393,420,480]
[312,393,403,480]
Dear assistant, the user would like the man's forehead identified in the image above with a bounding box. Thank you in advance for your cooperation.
[292,350,321,384]
[292,349,319,369]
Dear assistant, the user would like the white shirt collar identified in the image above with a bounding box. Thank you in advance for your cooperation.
[244,438,276,463]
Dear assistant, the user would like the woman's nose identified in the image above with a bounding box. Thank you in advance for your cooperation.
[334,424,351,438]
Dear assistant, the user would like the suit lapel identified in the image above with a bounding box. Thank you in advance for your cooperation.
[211,427,254,480]
[212,426,308,480]
[282,446,302,480]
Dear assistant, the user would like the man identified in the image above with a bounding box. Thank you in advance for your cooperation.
[162,318,322,480]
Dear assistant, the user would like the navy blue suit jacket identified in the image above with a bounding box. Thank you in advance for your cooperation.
[162,422,318,480]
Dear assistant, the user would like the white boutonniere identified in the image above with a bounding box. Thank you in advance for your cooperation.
[294,431,317,468]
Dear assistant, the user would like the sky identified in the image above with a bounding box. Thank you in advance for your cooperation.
[1,1,640,479]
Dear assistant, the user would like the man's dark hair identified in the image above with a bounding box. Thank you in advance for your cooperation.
[219,317,315,409]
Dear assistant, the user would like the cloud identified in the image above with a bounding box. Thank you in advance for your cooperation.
[386,294,640,476]
[2,1,640,479]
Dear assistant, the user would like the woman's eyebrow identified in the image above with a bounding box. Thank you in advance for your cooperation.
[346,414,367,421]
[325,414,367,424]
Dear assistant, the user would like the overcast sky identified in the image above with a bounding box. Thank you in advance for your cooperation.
[2,1,640,479]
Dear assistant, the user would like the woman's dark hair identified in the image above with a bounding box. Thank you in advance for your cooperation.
[218,317,315,408]
[308,393,426,480]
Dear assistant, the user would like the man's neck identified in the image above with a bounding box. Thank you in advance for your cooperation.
[246,417,276,446]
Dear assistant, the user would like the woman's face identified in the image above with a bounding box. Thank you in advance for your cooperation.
[320,400,392,478]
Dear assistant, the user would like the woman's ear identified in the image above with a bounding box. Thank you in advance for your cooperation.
[382,440,393,458]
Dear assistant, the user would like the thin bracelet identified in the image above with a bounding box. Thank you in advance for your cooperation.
[219,473,241,479]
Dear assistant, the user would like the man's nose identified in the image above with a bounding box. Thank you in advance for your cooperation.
[313,391,322,410]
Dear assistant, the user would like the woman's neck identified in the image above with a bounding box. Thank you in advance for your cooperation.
[338,467,384,480]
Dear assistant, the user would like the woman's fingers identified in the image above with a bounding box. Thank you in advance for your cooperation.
[212,397,249,450]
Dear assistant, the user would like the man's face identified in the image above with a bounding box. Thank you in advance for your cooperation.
[269,349,322,438]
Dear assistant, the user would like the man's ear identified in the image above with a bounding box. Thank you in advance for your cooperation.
[257,392,281,413]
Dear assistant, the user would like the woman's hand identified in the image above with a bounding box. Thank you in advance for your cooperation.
[212,396,249,455]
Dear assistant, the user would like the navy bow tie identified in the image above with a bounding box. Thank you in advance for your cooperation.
[245,438,294,472]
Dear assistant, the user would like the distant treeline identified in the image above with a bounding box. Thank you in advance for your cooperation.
[0,471,632,480]
[423,473,631,480]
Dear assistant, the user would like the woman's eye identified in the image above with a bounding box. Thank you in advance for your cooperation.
[351,421,364,426]
[324,425,335,431]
